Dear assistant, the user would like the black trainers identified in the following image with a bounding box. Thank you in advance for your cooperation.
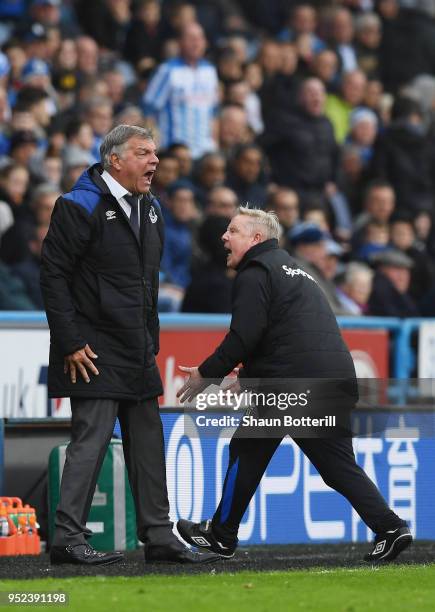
[177,519,236,558]
[364,526,412,563]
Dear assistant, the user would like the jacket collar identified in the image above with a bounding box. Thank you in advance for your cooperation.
[236,239,279,272]
[87,163,113,196]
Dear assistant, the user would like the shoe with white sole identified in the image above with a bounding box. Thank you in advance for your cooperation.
[364,526,412,563]
[177,519,236,558]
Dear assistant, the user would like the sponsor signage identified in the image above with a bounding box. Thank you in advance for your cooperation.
[0,326,389,418]
[162,411,432,543]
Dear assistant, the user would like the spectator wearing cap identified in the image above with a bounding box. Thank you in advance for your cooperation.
[161,181,200,301]
[261,78,339,209]
[370,96,435,213]
[346,108,378,165]
[21,22,50,62]
[143,22,219,159]
[21,58,52,90]
[356,219,390,262]
[368,249,420,317]
[322,237,344,282]
[289,221,348,314]
[226,144,267,208]
[182,215,234,314]
[336,262,374,315]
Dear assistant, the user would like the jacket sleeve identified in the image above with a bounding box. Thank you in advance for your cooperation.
[40,197,94,356]
[198,265,271,379]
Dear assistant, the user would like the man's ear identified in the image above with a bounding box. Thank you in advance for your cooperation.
[110,152,121,171]
[253,231,263,244]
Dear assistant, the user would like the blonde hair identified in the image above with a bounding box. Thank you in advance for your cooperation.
[236,205,281,240]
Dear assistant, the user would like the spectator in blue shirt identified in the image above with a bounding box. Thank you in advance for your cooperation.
[143,22,219,158]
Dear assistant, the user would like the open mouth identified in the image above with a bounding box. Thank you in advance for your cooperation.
[144,171,154,183]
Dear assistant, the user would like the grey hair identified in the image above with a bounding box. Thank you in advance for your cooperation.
[355,12,381,32]
[31,182,60,205]
[236,205,281,240]
[100,124,154,171]
[343,262,374,286]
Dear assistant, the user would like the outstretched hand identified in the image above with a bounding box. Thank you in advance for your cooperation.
[177,365,209,403]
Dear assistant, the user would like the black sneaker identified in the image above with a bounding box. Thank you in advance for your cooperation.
[177,519,236,558]
[364,526,412,563]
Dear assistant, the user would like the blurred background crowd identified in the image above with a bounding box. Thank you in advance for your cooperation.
[2,0,435,317]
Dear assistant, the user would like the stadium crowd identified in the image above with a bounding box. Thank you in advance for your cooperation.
[1,0,435,317]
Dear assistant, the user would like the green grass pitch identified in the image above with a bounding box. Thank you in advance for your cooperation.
[2,565,435,612]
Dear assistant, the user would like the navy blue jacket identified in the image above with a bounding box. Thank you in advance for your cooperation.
[40,164,164,400]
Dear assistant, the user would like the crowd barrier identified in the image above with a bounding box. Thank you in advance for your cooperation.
[1,313,435,543]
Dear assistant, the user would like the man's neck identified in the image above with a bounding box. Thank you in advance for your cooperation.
[101,169,131,199]
[182,55,200,67]
[107,170,128,190]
